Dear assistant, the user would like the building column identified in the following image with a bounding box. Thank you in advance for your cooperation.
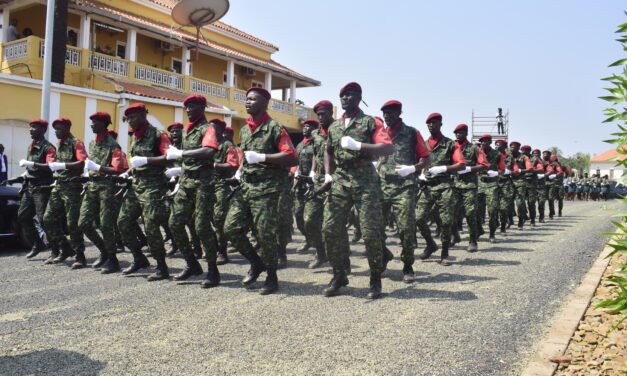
[174,107,184,123]
[289,80,296,104]
[281,88,287,101]
[83,97,98,151]
[182,46,191,76]
[126,29,137,61]
[1,10,9,43]
[264,72,272,91]
[226,60,235,87]
[80,14,91,49]
[117,100,129,153]
[46,91,61,144]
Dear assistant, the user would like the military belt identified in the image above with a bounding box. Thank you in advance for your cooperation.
[480,176,499,183]
[183,168,213,179]
[242,174,268,184]
[336,160,373,169]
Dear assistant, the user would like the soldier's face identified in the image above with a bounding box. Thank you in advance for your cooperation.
[481,139,491,149]
[29,124,46,139]
[90,120,107,134]
[127,111,147,130]
[454,130,467,141]
[543,152,550,161]
[496,143,505,152]
[382,109,401,127]
[427,119,442,135]
[186,102,205,122]
[510,145,519,154]
[315,108,334,127]
[340,90,360,112]
[245,92,268,116]
[53,123,71,140]
[533,151,540,159]
[303,123,315,137]
[171,128,182,144]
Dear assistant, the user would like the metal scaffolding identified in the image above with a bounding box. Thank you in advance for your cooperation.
[471,108,509,144]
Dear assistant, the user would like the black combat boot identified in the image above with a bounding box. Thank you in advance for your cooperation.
[451,230,461,246]
[101,253,120,274]
[418,237,438,260]
[52,240,75,264]
[343,257,352,275]
[467,235,478,253]
[71,251,86,269]
[322,267,348,297]
[216,244,229,265]
[147,257,169,281]
[277,247,287,270]
[242,251,266,285]
[366,272,382,300]
[382,247,394,272]
[43,245,60,264]
[200,261,220,288]
[489,228,496,243]
[296,241,311,253]
[166,243,178,258]
[194,247,203,259]
[92,251,108,269]
[402,263,415,283]
[174,253,203,280]
[122,249,150,275]
[308,248,328,269]
[439,242,451,266]
[259,267,278,295]
[26,237,47,259]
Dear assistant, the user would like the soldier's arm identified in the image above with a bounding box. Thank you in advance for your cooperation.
[359,121,394,157]
[446,144,466,172]
[262,128,298,167]
[471,149,489,173]
[145,133,172,166]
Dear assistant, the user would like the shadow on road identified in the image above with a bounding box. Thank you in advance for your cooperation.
[387,286,478,301]
[457,258,522,267]
[0,349,106,376]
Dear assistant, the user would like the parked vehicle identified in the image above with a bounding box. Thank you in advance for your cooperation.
[0,184,30,249]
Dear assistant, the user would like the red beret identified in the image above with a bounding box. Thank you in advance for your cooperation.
[167,122,184,132]
[124,103,147,116]
[532,149,540,154]
[380,100,402,111]
[520,145,531,151]
[108,130,118,140]
[495,139,507,145]
[223,127,234,135]
[425,112,442,124]
[89,112,112,124]
[339,82,362,97]
[509,141,521,147]
[183,94,207,107]
[208,118,227,128]
[313,100,333,113]
[550,155,558,162]
[453,124,468,133]
[52,117,72,128]
[303,119,319,127]
[543,150,552,155]
[246,87,271,100]
[478,134,492,142]
[29,119,49,128]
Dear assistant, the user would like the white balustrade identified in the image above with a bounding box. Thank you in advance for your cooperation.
[89,52,129,76]
[3,40,28,61]
[135,64,183,90]
[271,99,293,114]
[190,78,229,99]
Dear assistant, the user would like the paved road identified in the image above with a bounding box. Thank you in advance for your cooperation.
[0,200,618,376]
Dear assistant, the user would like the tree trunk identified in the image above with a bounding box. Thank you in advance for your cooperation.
[51,0,69,84]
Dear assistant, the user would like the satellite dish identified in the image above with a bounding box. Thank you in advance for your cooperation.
[171,0,230,61]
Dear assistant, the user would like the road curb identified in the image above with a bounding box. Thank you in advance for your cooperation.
[519,239,614,376]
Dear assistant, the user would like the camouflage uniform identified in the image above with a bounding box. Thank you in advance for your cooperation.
[452,141,482,245]
[512,153,530,226]
[43,135,87,255]
[294,138,315,241]
[524,156,539,224]
[499,152,516,232]
[213,138,239,256]
[119,126,169,259]
[168,120,218,263]
[533,156,548,221]
[547,160,564,216]
[277,173,294,257]
[18,138,56,252]
[323,110,386,274]
[78,134,123,256]
[478,147,501,237]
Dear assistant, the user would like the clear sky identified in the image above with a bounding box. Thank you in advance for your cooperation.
[220,0,626,157]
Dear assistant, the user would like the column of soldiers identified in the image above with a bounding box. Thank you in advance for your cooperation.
[12,82,580,300]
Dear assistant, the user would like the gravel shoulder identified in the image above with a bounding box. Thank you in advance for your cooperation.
[0,200,619,376]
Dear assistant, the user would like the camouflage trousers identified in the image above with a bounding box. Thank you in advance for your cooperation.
[277,186,294,251]
[416,184,453,246]
[293,185,308,240]
[43,182,84,253]
[499,180,514,225]
[537,182,548,220]
[78,182,117,255]
[513,180,528,221]
[477,189,486,229]
[381,182,417,265]
[17,186,51,247]
[548,183,564,215]
[303,187,329,255]
[224,186,280,268]
[213,182,233,253]
[168,175,218,262]
[323,179,385,274]
[452,186,479,242]
[481,182,500,233]
[116,188,148,250]
[525,180,537,221]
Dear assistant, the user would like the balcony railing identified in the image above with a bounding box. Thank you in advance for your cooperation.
[296,106,311,119]
[38,40,82,67]
[190,78,229,99]
[3,39,28,61]
[272,99,293,114]
[233,89,247,104]
[135,63,184,90]
[89,52,129,77]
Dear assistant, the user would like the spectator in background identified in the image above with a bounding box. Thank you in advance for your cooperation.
[0,144,7,183]
[68,30,77,46]
[7,19,20,41]
[22,28,33,38]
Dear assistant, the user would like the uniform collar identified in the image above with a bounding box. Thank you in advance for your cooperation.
[246,112,270,133]
[186,116,206,133]
[133,121,150,140]
[95,132,107,143]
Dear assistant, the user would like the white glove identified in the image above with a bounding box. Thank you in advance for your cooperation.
[244,151,266,164]
[48,162,66,172]
[119,171,130,179]
[169,176,177,183]
[548,174,557,180]
[537,174,545,179]
[487,170,499,177]
[165,167,182,178]
[131,156,148,168]
[457,166,472,175]
[372,161,380,169]
[504,168,511,175]
[166,145,183,160]
[85,159,101,172]
[428,165,447,176]
[234,169,242,181]
[19,159,34,168]
[418,174,427,181]
[308,170,315,179]
[340,136,362,151]
[395,165,416,177]
[324,174,333,184]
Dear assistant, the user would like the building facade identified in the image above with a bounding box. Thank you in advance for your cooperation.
[589,148,626,182]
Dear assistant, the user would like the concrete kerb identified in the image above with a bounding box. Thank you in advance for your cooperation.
[519,234,616,376]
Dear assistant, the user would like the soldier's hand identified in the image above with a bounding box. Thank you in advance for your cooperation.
[48,162,67,172]
[457,166,471,175]
[537,173,545,179]
[19,159,34,168]
[504,168,512,175]
[340,136,362,151]
[165,167,183,178]
[85,159,101,172]
[244,151,266,164]
[428,165,447,176]
[395,165,416,177]
[487,170,499,178]
[131,156,148,168]
[166,145,183,160]
[548,174,557,180]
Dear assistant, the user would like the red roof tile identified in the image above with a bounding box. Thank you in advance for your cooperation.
[591,147,627,163]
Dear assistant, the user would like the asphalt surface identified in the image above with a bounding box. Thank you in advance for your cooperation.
[0,199,619,376]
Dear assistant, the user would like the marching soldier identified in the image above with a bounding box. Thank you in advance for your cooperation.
[322,82,394,299]
[166,95,222,287]
[520,145,543,226]
[79,112,127,272]
[534,149,548,223]
[119,103,171,280]
[39,118,87,266]
[452,124,488,251]
[495,139,514,234]
[18,119,56,259]
[416,113,466,266]
[378,100,430,282]
[293,119,318,253]
[223,87,298,295]
[510,141,530,230]
[477,135,503,242]
[547,155,565,216]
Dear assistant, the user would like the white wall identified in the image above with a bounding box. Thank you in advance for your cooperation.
[590,161,626,181]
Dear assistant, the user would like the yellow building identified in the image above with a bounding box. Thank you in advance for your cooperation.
[0,0,320,175]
